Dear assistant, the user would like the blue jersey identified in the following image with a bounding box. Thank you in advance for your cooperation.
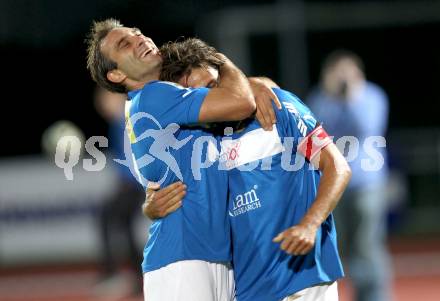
[126,81,230,273]
[222,88,343,301]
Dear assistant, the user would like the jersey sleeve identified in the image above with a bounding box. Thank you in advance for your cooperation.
[274,88,332,162]
[139,81,209,126]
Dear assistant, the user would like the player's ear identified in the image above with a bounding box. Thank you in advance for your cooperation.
[107,69,127,84]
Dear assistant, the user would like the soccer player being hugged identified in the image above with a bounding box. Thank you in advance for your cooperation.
[146,38,352,301]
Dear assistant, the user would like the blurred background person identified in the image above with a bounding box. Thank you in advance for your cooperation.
[93,87,144,297]
[307,50,392,301]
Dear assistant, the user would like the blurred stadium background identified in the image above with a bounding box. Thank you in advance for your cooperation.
[1,0,439,300]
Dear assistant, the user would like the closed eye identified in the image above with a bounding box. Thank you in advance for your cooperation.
[117,37,129,50]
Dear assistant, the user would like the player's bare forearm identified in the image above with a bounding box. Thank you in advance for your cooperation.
[300,143,351,229]
[273,143,350,256]
[219,58,253,101]
[199,55,256,122]
[248,77,280,89]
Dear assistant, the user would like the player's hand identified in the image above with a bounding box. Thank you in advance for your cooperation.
[142,181,186,219]
[272,223,318,256]
[249,78,282,131]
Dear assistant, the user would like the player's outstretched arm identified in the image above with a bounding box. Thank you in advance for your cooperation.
[274,143,351,255]
[142,182,187,219]
[198,54,256,123]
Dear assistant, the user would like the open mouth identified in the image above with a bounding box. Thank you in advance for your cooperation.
[140,47,155,58]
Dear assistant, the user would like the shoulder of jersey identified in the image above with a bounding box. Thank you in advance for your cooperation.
[282,101,300,118]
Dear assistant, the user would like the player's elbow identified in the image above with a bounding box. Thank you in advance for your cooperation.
[336,159,352,184]
[320,149,352,185]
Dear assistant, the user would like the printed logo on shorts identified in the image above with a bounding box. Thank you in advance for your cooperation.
[229,185,261,217]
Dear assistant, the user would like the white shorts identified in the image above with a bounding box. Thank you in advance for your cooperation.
[143,260,235,301]
[281,282,338,301]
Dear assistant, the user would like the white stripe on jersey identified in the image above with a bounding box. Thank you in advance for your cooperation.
[220,124,284,170]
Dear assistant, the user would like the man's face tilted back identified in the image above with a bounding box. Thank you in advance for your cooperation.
[100,27,162,85]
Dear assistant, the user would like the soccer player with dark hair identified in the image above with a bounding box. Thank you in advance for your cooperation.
[147,38,352,300]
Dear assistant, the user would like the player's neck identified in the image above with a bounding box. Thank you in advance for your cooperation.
[142,69,160,83]
[126,71,160,91]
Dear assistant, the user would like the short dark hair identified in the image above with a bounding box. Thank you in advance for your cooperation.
[322,49,365,74]
[86,18,127,93]
[159,38,224,83]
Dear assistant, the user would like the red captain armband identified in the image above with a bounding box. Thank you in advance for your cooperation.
[297,125,333,161]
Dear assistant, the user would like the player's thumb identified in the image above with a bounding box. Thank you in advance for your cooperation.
[273,232,284,243]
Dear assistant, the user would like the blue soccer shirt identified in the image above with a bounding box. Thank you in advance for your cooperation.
[222,88,344,301]
[126,81,231,273]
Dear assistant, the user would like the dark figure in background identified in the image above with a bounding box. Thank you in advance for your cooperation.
[94,87,144,296]
[307,50,392,301]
